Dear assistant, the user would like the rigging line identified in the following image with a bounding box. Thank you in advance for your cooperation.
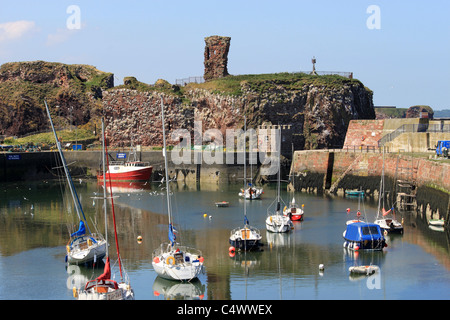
[44,100,92,235]
[103,117,123,281]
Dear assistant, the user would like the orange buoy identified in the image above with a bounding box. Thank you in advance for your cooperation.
[153,257,160,263]
[229,246,235,253]
[199,256,204,263]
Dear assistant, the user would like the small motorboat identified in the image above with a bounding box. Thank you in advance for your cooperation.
[345,190,364,197]
[215,201,229,207]
[349,265,380,275]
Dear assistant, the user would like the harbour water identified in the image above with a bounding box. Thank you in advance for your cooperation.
[0,179,449,300]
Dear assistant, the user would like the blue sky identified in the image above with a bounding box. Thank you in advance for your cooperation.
[0,0,449,110]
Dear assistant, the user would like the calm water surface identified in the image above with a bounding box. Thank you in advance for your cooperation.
[0,179,449,300]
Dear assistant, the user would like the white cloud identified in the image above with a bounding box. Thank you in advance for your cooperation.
[46,28,75,46]
[46,22,85,46]
[0,20,36,42]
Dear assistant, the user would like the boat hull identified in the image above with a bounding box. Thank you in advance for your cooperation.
[374,218,404,234]
[152,244,204,281]
[349,265,380,275]
[343,239,386,251]
[229,239,262,251]
[66,237,107,265]
[77,282,134,300]
[152,261,203,281]
[266,215,293,233]
[97,166,152,181]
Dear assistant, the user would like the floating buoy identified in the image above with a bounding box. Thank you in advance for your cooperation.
[137,235,143,244]
[203,213,207,218]
[319,264,324,271]
[229,246,235,253]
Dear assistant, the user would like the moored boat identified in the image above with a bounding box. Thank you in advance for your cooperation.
[76,118,134,300]
[151,97,204,281]
[283,197,304,221]
[44,100,107,266]
[215,201,229,207]
[97,147,152,182]
[265,127,293,233]
[343,222,387,251]
[374,151,403,234]
[349,265,380,275]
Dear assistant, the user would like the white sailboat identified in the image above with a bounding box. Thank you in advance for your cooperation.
[265,127,293,233]
[374,151,403,234]
[238,146,263,199]
[76,118,134,300]
[229,117,262,251]
[239,185,263,200]
[44,100,107,265]
[152,97,204,281]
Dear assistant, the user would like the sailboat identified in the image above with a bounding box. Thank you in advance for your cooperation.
[44,100,107,265]
[238,160,263,200]
[374,151,403,234]
[282,175,304,221]
[239,183,263,200]
[229,117,262,251]
[265,127,293,233]
[151,97,204,281]
[76,118,134,300]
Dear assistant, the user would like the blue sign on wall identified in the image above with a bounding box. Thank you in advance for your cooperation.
[7,154,21,160]
[116,153,127,159]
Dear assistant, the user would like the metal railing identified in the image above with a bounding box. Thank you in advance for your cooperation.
[175,71,353,86]
[378,123,450,146]
[175,76,204,86]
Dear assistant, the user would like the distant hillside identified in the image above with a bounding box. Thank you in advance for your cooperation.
[434,109,450,118]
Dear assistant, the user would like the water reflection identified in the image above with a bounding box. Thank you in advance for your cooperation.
[0,180,449,300]
[152,277,205,300]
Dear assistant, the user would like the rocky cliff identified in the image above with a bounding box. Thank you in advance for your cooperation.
[0,61,375,151]
[103,73,375,150]
[0,61,113,136]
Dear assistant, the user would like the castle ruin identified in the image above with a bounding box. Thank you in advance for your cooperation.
[203,35,231,81]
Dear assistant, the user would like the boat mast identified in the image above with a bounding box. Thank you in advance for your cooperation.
[377,149,385,218]
[44,100,90,232]
[276,126,281,213]
[243,116,248,224]
[160,97,172,227]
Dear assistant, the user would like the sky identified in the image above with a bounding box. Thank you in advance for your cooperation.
[0,0,449,110]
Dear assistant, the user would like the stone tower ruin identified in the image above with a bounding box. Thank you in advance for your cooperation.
[203,35,231,81]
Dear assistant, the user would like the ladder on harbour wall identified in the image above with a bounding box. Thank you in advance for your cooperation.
[394,155,418,211]
[328,155,362,194]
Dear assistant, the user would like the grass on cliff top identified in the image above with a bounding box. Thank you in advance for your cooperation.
[4,127,97,146]
[186,72,363,96]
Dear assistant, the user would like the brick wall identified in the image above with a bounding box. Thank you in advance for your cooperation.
[343,119,385,149]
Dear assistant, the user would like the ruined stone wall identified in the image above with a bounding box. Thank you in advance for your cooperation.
[204,36,231,81]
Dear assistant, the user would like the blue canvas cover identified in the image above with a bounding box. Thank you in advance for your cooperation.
[71,220,86,237]
[344,222,383,241]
